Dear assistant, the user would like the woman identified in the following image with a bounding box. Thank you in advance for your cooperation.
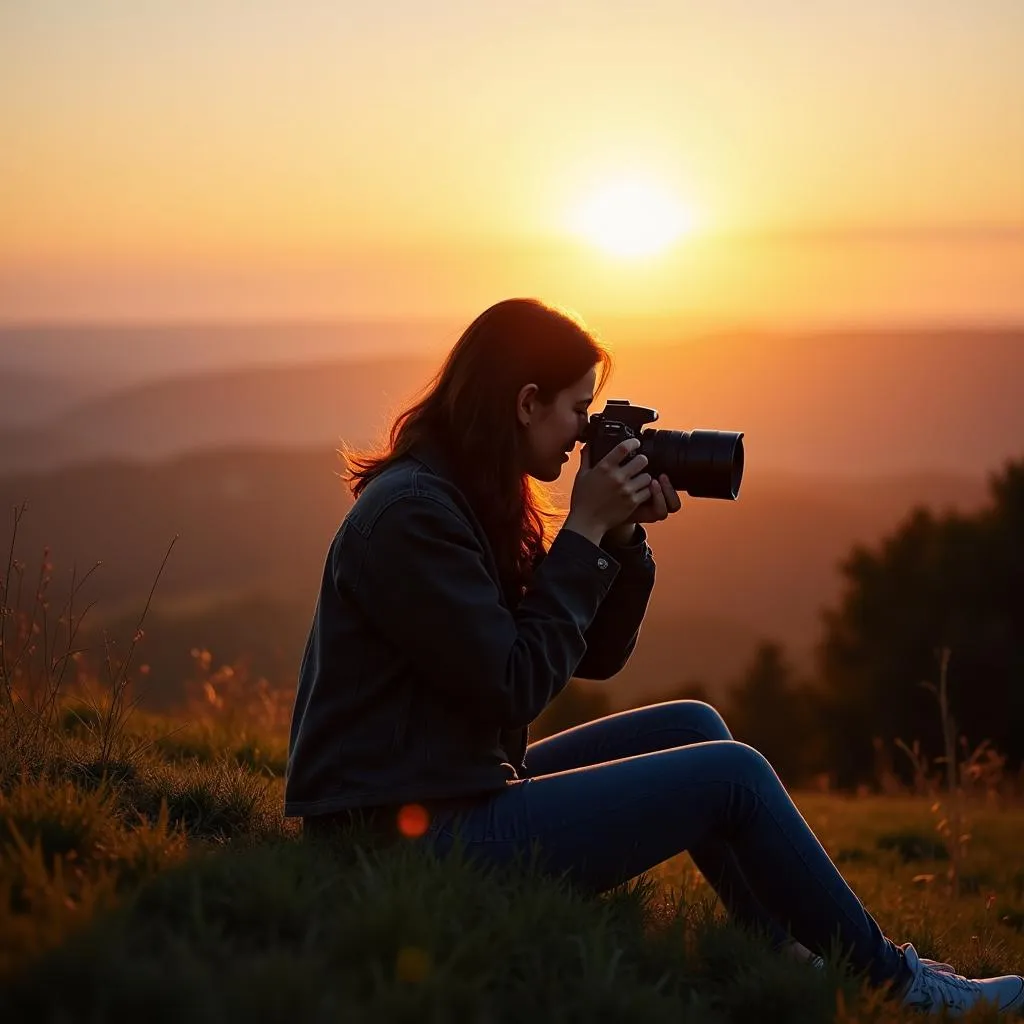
[285,298,1022,1017]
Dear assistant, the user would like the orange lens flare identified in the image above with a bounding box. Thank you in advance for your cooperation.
[396,802,430,838]
[395,945,432,983]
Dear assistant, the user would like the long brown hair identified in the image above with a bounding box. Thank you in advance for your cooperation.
[342,298,612,600]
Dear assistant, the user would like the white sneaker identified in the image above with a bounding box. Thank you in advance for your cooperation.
[899,943,1024,1016]
[779,939,825,969]
[782,939,952,975]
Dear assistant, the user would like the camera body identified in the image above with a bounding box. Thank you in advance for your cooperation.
[581,398,745,500]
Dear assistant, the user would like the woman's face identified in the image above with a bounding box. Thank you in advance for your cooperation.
[516,365,597,482]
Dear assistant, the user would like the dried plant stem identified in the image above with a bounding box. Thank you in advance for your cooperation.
[895,646,969,898]
[0,501,28,712]
[95,534,179,768]
[34,560,102,740]
[936,647,966,898]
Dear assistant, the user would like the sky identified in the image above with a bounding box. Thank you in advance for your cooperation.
[1,0,1022,325]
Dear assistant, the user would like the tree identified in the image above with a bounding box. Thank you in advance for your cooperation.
[724,640,823,786]
[816,457,1024,787]
[660,679,712,705]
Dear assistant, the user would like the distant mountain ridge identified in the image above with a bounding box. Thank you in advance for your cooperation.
[0,319,461,383]
[1,327,1020,478]
[0,369,102,428]
[0,356,437,474]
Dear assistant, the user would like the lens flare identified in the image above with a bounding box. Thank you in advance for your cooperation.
[396,946,432,983]
[397,802,430,838]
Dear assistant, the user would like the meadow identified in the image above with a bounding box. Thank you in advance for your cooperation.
[2,491,1022,1022]
[2,686,1022,1023]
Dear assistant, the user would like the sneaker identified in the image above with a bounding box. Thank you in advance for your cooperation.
[782,939,952,975]
[899,942,1024,1016]
[778,939,823,969]
[919,957,956,975]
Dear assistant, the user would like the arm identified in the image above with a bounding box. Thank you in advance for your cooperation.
[335,494,624,730]
[572,523,657,680]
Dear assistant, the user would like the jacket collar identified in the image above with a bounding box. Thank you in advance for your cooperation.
[407,434,458,481]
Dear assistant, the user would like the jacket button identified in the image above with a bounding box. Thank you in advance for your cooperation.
[596,557,609,569]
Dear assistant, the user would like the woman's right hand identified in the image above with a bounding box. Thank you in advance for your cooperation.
[564,438,652,542]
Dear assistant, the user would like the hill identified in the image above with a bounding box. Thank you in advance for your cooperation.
[0,369,103,427]
[0,357,438,473]
[0,327,1020,477]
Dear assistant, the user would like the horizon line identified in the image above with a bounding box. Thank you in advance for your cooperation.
[2,316,1024,334]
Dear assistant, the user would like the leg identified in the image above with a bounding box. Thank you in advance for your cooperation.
[525,702,791,948]
[426,739,906,988]
[524,700,734,776]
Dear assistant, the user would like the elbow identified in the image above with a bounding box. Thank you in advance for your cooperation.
[495,685,565,732]
[485,689,535,730]
[490,649,567,729]
[575,641,637,681]
[575,662,620,682]
[462,678,535,731]
[495,678,545,729]
[573,652,624,681]
[500,707,536,731]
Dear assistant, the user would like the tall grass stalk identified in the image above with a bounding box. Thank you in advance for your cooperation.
[896,646,971,898]
[93,535,178,769]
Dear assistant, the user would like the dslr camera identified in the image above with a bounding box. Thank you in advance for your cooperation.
[580,399,745,500]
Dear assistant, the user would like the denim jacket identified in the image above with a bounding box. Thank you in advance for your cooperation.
[284,435,657,817]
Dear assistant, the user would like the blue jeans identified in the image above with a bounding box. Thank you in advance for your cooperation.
[422,700,906,988]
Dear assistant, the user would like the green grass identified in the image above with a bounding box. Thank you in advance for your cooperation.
[1,707,1022,1022]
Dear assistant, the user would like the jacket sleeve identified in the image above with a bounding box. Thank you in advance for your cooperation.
[572,524,657,680]
[335,493,625,730]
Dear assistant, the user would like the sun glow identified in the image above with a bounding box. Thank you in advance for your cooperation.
[571,179,697,258]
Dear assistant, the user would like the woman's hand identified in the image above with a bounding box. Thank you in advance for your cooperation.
[601,473,682,545]
[564,438,654,543]
[628,473,683,525]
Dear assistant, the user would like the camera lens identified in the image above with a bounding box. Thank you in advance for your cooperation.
[640,429,745,499]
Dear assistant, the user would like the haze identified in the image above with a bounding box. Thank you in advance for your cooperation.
[2,1,1023,326]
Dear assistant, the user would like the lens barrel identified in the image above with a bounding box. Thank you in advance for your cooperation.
[640,428,745,499]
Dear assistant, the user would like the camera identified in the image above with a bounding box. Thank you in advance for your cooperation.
[580,399,745,500]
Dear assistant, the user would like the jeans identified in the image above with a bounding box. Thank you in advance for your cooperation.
[421,700,906,988]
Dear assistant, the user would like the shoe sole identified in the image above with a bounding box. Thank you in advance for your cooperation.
[998,976,1024,1012]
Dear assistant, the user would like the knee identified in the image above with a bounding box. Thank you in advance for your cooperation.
[660,739,781,791]
[719,740,779,782]
[660,699,733,742]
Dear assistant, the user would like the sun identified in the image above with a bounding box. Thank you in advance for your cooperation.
[571,179,696,258]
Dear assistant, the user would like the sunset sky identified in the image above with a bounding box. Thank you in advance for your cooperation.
[2,1,1022,325]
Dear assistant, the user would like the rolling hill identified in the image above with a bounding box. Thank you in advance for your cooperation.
[1,327,1020,477]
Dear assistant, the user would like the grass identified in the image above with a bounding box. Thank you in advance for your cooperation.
[1,705,1023,1022]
